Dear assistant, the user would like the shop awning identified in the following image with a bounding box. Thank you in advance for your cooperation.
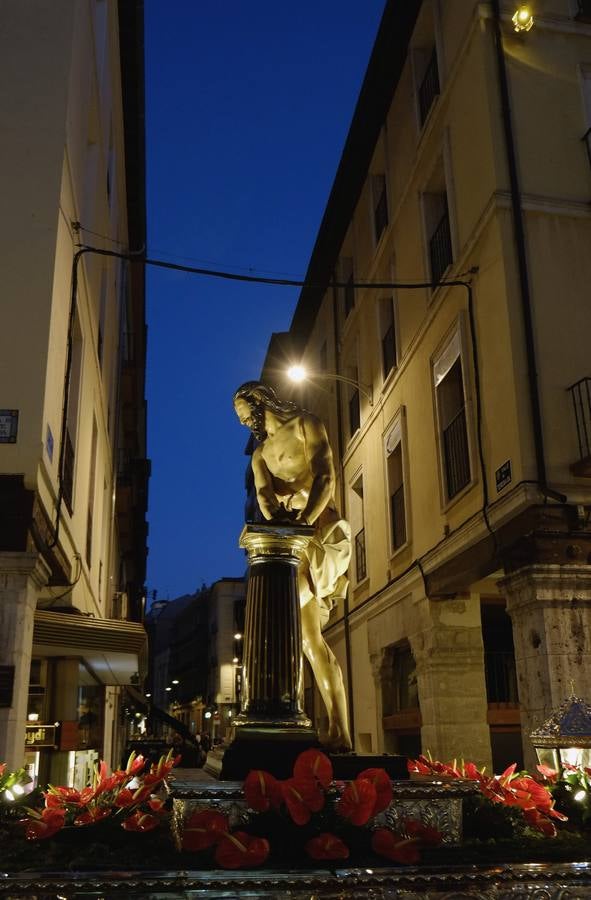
[33,610,147,685]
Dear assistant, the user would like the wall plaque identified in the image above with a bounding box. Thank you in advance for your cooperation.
[495,459,512,493]
[0,410,18,443]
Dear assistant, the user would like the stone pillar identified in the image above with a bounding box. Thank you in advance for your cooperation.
[236,523,312,729]
[499,564,591,770]
[49,658,80,785]
[410,593,492,769]
[0,552,50,770]
[221,523,317,779]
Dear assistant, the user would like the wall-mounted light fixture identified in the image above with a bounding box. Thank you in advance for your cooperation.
[287,364,373,406]
[512,5,534,31]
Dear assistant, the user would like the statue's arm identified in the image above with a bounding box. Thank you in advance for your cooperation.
[298,416,335,525]
[251,447,281,520]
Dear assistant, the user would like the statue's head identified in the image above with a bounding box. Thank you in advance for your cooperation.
[233,381,298,442]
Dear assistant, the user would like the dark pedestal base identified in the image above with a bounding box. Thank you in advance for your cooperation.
[331,753,409,780]
[220,728,321,780]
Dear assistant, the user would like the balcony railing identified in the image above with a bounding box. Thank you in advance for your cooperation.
[575,0,591,22]
[390,484,406,550]
[344,273,355,318]
[348,389,360,437]
[568,377,591,475]
[382,322,396,378]
[442,406,470,499]
[62,429,75,514]
[485,650,519,704]
[354,527,367,582]
[429,206,452,286]
[418,48,440,126]
[373,187,388,244]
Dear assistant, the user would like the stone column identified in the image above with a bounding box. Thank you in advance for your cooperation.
[49,658,80,785]
[220,523,317,779]
[410,593,492,769]
[499,564,591,770]
[0,552,50,770]
[235,523,312,729]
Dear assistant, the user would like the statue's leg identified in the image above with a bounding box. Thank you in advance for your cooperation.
[300,592,352,752]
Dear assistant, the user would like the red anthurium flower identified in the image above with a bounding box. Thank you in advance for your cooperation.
[214,831,270,869]
[124,751,146,775]
[357,768,392,816]
[0,763,5,777]
[148,796,166,813]
[371,828,421,864]
[74,807,111,825]
[523,807,557,837]
[282,776,325,825]
[336,778,377,826]
[114,788,136,807]
[293,748,333,788]
[402,818,443,846]
[182,810,229,851]
[536,764,559,783]
[24,808,66,841]
[244,769,282,812]
[305,832,349,861]
[122,811,160,832]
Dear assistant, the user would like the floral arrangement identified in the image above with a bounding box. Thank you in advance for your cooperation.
[408,753,568,838]
[180,748,442,868]
[22,750,179,840]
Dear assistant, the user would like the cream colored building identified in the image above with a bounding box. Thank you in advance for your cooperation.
[263,0,591,771]
[0,1,148,787]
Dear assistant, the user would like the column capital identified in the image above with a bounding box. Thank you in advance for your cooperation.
[498,563,591,612]
[0,551,51,590]
[239,523,314,564]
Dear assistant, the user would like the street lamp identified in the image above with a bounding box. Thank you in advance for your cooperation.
[512,5,534,32]
[287,364,373,406]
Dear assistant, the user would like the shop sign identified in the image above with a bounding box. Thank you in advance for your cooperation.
[495,459,512,493]
[25,724,58,748]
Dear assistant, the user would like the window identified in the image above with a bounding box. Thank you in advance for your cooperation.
[347,367,361,439]
[371,174,388,244]
[426,193,452,285]
[86,418,98,567]
[434,330,471,501]
[349,476,366,583]
[417,47,440,127]
[379,297,397,380]
[63,312,84,513]
[574,0,591,22]
[385,416,407,551]
[340,257,355,319]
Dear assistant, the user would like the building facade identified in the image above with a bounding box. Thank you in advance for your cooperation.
[263,0,591,770]
[0,0,148,788]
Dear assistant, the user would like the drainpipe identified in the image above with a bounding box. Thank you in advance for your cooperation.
[331,284,356,748]
[490,0,565,503]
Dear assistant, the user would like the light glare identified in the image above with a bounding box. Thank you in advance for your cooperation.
[287,365,307,383]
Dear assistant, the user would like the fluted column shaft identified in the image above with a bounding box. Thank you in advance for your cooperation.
[236,524,313,729]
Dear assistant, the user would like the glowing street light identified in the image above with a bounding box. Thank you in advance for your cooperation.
[512,5,534,32]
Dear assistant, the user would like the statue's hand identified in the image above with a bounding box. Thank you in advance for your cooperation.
[270,503,298,524]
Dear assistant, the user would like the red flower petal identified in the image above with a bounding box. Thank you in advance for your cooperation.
[244,769,282,812]
[74,807,112,825]
[214,831,270,869]
[24,818,63,841]
[357,768,392,815]
[371,828,421,864]
[403,819,443,846]
[305,832,349,860]
[122,811,160,832]
[282,776,324,825]
[293,748,333,788]
[182,810,229,851]
[336,778,377,826]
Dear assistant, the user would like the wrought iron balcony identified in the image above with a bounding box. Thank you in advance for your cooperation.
[429,206,452,286]
[442,406,470,499]
[418,48,440,126]
[354,527,367,582]
[568,377,591,476]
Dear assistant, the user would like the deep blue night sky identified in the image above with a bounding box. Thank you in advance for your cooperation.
[144,1,384,600]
